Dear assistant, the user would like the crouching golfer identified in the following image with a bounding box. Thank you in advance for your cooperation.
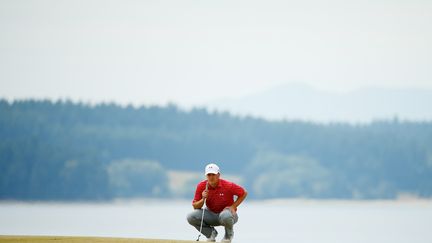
[187,163,247,243]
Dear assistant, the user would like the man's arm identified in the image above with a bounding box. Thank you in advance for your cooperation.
[192,188,208,209]
[229,190,248,213]
[192,198,205,209]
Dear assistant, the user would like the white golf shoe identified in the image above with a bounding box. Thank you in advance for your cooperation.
[207,228,218,242]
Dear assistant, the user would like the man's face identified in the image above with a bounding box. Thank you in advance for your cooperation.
[206,173,220,186]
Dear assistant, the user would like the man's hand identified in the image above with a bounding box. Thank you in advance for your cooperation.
[202,189,209,199]
[227,190,247,214]
[227,205,237,215]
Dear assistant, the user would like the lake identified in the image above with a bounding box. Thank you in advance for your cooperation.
[0,199,431,243]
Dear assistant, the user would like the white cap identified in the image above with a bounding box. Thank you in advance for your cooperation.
[205,163,220,175]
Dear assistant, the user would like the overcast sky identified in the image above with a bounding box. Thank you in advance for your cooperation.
[1,0,431,108]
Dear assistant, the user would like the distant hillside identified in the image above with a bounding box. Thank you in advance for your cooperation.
[1,99,432,200]
[207,84,432,122]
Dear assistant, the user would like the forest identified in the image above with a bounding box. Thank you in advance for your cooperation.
[1,99,431,200]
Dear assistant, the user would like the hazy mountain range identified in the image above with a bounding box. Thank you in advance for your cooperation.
[207,84,432,123]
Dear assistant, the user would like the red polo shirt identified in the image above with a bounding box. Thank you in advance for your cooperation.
[193,178,246,214]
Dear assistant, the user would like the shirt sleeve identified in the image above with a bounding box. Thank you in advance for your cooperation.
[192,181,205,204]
[231,182,246,197]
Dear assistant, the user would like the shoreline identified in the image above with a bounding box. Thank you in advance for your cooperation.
[0,197,431,206]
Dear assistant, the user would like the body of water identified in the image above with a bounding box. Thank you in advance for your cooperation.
[0,199,431,243]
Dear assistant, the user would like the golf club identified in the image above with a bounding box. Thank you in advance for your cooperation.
[196,182,208,241]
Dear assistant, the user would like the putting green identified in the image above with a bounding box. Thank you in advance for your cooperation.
[0,236,198,243]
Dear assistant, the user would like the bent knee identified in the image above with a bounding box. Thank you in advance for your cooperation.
[187,210,201,224]
[220,216,234,226]
[219,209,235,225]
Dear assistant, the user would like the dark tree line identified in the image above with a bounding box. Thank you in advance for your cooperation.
[0,99,431,200]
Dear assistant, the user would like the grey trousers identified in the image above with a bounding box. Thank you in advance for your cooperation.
[187,208,239,238]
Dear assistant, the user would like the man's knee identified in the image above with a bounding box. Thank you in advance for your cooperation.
[187,210,202,225]
[219,209,235,226]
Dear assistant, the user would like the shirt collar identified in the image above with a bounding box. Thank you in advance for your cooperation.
[208,179,222,189]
